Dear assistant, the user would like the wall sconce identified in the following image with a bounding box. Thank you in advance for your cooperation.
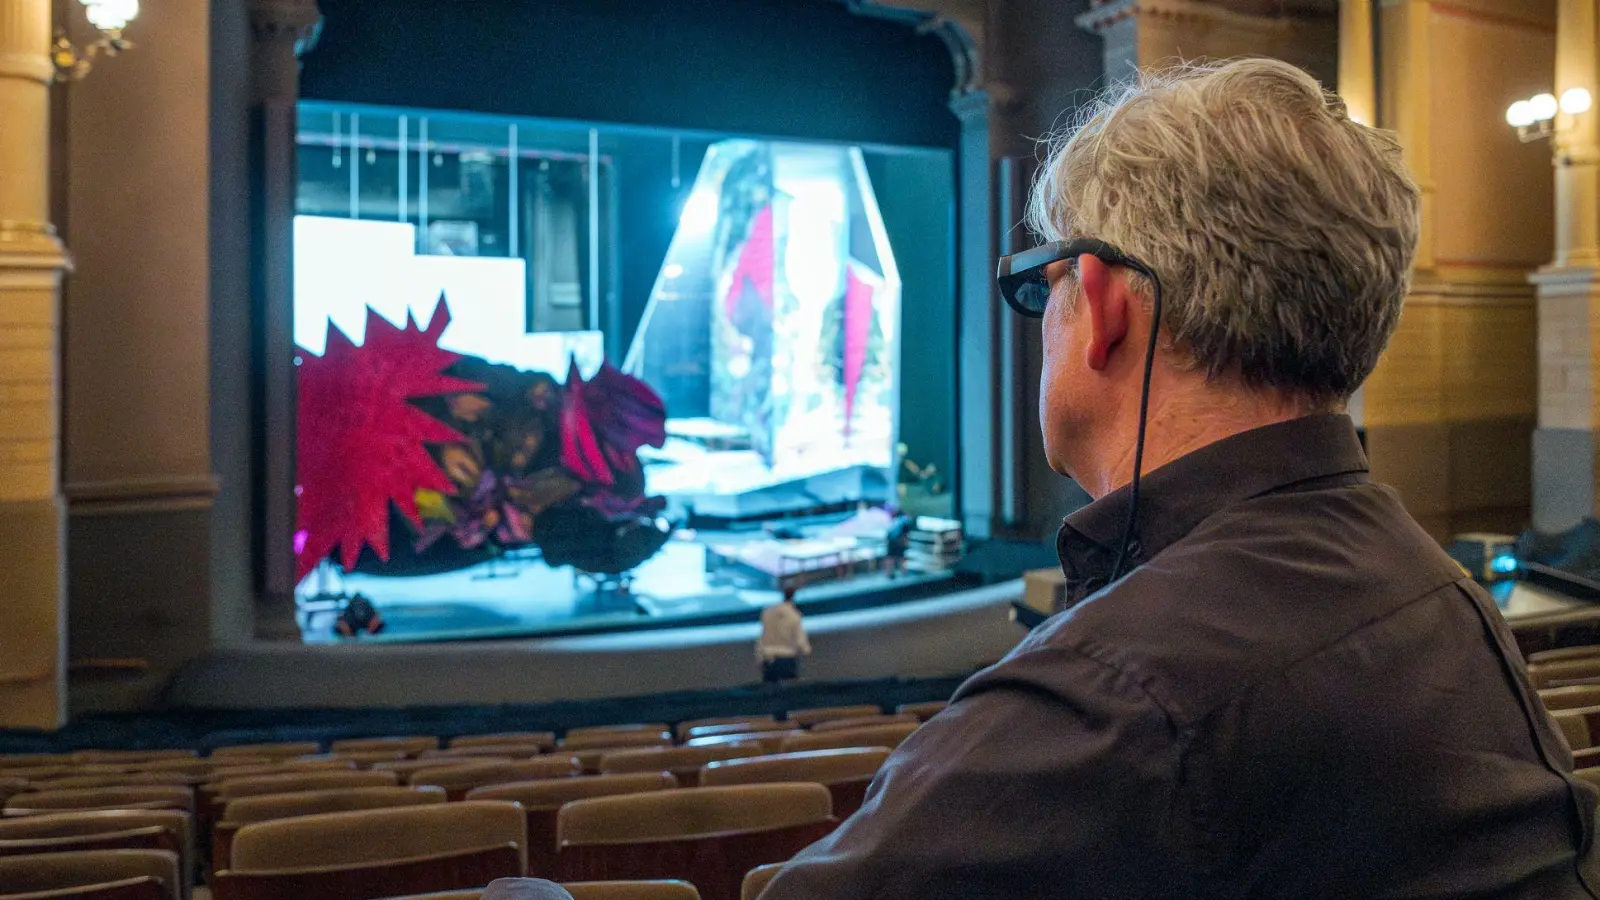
[1507,88,1591,143]
[52,0,139,82]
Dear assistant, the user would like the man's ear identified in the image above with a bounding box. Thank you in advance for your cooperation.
[1078,254,1131,371]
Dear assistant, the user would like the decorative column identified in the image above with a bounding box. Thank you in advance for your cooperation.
[1338,0,1376,125]
[1531,0,1600,531]
[249,0,319,639]
[0,0,69,726]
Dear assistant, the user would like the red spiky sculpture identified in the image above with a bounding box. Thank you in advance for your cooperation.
[294,298,483,582]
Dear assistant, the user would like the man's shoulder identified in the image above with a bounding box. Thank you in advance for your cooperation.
[1024,482,1467,722]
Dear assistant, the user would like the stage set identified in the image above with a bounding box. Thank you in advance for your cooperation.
[291,105,973,644]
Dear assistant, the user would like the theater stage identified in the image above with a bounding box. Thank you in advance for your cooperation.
[166,580,1028,710]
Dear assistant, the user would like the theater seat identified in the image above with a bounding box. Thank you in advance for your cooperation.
[784,706,880,728]
[0,810,193,898]
[305,750,410,769]
[778,723,917,754]
[556,784,835,900]
[467,773,678,877]
[36,774,193,792]
[214,801,527,900]
[410,759,582,801]
[330,737,441,757]
[71,752,196,766]
[132,758,271,777]
[741,863,782,900]
[1541,685,1600,711]
[213,786,447,873]
[598,745,763,787]
[210,743,322,761]
[559,733,673,755]
[449,734,556,752]
[418,745,547,762]
[5,787,194,816]
[684,733,800,755]
[376,758,516,783]
[807,714,918,733]
[699,748,889,819]
[680,724,770,743]
[676,717,777,743]
[214,770,399,805]
[0,849,180,900]
[565,726,671,742]
[564,881,700,900]
[1553,707,1599,751]
[893,701,948,722]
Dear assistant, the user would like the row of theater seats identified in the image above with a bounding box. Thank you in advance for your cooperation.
[0,701,947,900]
[1528,645,1600,785]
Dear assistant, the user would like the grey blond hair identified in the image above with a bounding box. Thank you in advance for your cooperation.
[1026,58,1420,406]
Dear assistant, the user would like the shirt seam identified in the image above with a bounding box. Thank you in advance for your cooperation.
[1060,566,1467,728]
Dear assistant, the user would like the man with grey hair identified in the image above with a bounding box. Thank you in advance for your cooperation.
[761,59,1600,898]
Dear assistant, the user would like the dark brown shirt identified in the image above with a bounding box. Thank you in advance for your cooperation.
[763,414,1600,899]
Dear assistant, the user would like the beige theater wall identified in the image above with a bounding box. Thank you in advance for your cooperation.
[1364,0,1552,540]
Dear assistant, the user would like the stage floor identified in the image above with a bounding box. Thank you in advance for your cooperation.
[298,536,949,644]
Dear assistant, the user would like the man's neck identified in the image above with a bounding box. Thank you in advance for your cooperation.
[1076,385,1316,499]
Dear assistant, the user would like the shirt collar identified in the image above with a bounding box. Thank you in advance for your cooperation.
[1056,413,1369,600]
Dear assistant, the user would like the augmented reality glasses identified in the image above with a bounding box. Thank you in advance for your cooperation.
[995,238,1155,318]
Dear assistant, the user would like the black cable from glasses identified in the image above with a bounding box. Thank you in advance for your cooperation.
[1108,262,1162,584]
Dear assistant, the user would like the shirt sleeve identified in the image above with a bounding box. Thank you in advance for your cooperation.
[795,618,811,656]
[758,637,1186,900]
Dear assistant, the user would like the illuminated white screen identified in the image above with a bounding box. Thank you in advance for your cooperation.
[293,215,604,377]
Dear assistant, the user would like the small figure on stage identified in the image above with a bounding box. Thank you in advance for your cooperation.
[756,589,810,685]
[334,594,385,638]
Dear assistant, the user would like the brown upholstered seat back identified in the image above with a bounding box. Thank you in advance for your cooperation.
[0,849,180,897]
[221,786,446,825]
[1554,706,1599,751]
[210,742,321,760]
[228,799,527,873]
[676,716,777,742]
[684,732,801,755]
[302,750,410,768]
[807,714,919,733]
[419,745,547,762]
[558,784,832,846]
[214,769,398,801]
[741,863,783,900]
[564,880,702,900]
[893,701,948,721]
[329,736,440,756]
[778,723,917,754]
[1541,684,1600,711]
[449,733,556,751]
[35,774,192,792]
[70,752,195,765]
[567,725,670,740]
[4,787,194,815]
[130,758,271,777]
[560,732,673,753]
[376,757,514,782]
[784,705,880,728]
[0,809,193,891]
[599,745,763,777]
[410,759,581,793]
[466,773,677,810]
[699,748,889,788]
